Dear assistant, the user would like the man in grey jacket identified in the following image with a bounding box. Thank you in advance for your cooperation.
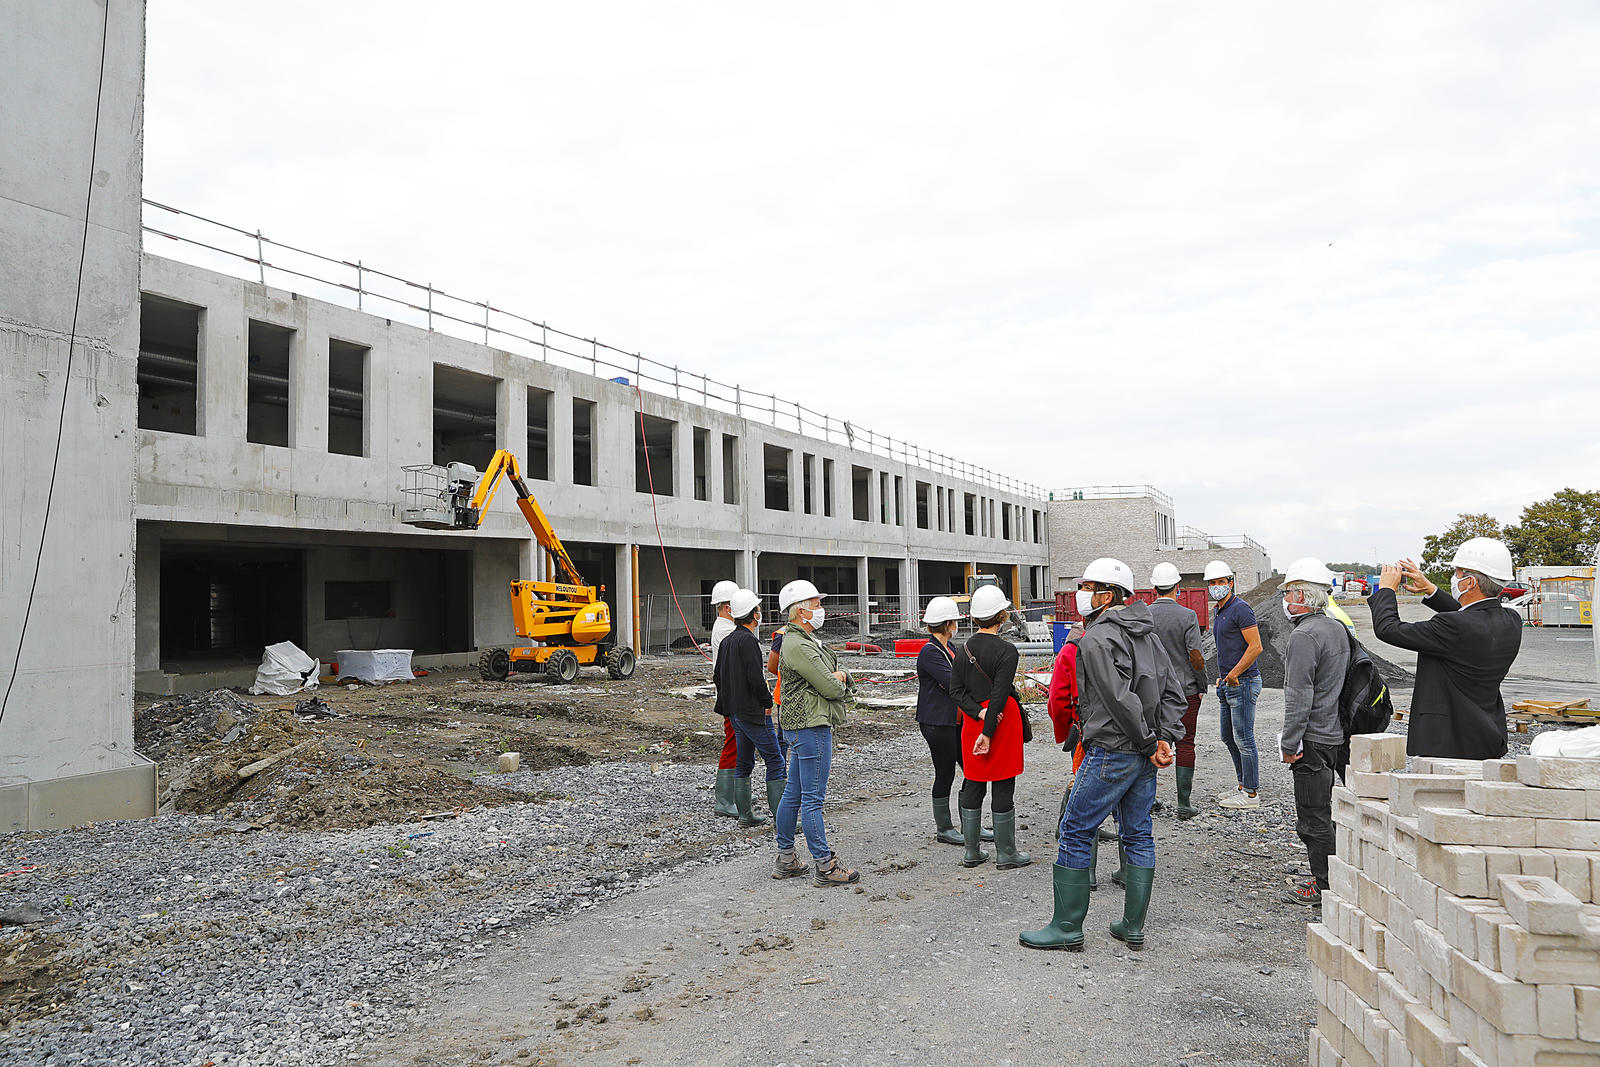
[1021,558,1186,953]
[1278,558,1351,906]
[1149,563,1208,818]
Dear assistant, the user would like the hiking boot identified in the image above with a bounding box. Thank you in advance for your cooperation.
[1175,767,1200,819]
[734,776,768,827]
[1219,791,1260,810]
[772,847,808,880]
[813,852,860,888]
[766,779,788,821]
[959,807,990,868]
[993,810,1032,871]
[1287,879,1322,906]
[1110,842,1129,889]
[713,768,739,819]
[1018,864,1092,951]
[1108,865,1155,950]
[932,795,964,847]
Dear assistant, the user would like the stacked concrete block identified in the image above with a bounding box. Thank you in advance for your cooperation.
[1307,736,1600,1067]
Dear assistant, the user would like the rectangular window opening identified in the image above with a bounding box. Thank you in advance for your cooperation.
[964,493,976,536]
[432,364,500,470]
[328,339,368,457]
[525,386,552,479]
[572,398,596,486]
[879,472,890,524]
[635,413,676,495]
[852,465,871,521]
[693,427,709,501]
[324,580,393,620]
[247,320,295,447]
[764,444,791,511]
[894,476,904,526]
[138,294,201,435]
[1003,503,1012,541]
[802,453,815,514]
[721,434,740,504]
[916,481,930,530]
[1033,509,1042,544]
[822,458,834,516]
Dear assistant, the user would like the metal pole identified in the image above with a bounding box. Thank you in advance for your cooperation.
[674,366,680,400]
[256,230,265,283]
[357,261,363,310]
[484,301,491,343]
[427,283,433,331]
[735,385,742,417]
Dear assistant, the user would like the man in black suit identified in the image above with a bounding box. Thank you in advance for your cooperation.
[1368,537,1521,759]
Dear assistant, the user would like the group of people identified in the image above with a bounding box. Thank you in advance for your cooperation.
[705,533,1524,952]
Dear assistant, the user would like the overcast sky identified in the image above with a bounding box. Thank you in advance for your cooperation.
[143,2,1600,568]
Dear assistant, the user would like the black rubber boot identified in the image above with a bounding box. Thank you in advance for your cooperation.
[993,810,1032,870]
[1018,864,1092,951]
[735,777,768,827]
[1175,767,1200,819]
[1086,835,1099,891]
[1111,842,1129,889]
[713,769,739,819]
[932,795,963,846]
[766,779,787,821]
[960,807,990,868]
[1109,865,1155,950]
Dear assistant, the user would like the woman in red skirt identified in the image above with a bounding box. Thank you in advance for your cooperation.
[949,585,1031,871]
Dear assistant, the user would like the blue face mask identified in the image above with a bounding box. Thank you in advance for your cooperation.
[1208,583,1229,602]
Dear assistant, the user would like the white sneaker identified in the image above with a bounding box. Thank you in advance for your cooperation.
[1219,792,1260,810]
[1214,787,1240,802]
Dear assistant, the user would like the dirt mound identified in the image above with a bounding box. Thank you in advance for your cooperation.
[1205,579,1413,689]
[136,688,260,757]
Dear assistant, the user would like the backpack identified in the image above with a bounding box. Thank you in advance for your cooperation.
[1338,628,1394,737]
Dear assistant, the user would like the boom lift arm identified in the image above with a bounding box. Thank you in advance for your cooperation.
[461,449,586,589]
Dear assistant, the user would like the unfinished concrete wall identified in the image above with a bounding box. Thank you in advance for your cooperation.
[0,0,153,824]
[1049,495,1272,593]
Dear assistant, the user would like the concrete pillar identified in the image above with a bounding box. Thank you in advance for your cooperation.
[134,524,161,675]
[549,385,573,485]
[707,426,725,504]
[616,543,637,653]
[674,419,694,503]
[901,556,918,630]
[786,447,801,515]
[498,375,521,467]
[292,327,323,450]
[856,555,870,638]
[734,545,757,589]
[200,297,246,441]
[867,470,881,525]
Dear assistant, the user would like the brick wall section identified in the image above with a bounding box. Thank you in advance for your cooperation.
[1047,497,1272,592]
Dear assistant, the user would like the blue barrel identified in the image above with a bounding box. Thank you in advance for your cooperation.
[1052,621,1071,654]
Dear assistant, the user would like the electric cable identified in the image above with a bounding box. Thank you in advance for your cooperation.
[0,1,113,727]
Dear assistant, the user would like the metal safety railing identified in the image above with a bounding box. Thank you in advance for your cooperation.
[1052,485,1174,508]
[140,199,1045,500]
[1175,525,1266,553]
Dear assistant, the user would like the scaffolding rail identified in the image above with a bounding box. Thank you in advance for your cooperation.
[1175,525,1266,554]
[140,199,1045,500]
[1052,485,1174,508]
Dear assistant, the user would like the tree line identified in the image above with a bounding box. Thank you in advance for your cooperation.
[1420,488,1600,584]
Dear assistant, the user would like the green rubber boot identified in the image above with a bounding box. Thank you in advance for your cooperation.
[1111,841,1129,888]
[1086,835,1099,891]
[713,769,739,819]
[993,810,1032,870]
[932,796,964,846]
[766,779,788,820]
[1109,865,1155,950]
[960,807,990,868]
[1175,767,1200,819]
[1018,864,1092,951]
[735,776,768,827]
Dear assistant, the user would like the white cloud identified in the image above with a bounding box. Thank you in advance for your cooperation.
[144,1,1600,565]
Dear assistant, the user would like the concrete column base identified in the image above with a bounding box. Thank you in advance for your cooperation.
[0,754,158,832]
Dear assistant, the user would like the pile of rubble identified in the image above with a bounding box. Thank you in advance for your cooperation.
[134,688,261,759]
[1307,734,1599,1066]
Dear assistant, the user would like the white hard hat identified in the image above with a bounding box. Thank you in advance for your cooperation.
[710,580,739,606]
[1203,560,1234,582]
[923,596,963,626]
[1283,557,1334,587]
[778,578,825,612]
[1082,557,1136,595]
[969,585,1012,619]
[729,588,761,618]
[1151,562,1181,589]
[1449,537,1515,582]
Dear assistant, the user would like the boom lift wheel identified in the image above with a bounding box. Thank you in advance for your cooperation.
[546,648,580,684]
[605,646,636,680]
[479,647,510,682]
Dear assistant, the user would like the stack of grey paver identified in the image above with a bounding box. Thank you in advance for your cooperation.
[1306,733,1600,1066]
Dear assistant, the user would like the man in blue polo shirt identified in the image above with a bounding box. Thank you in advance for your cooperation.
[1206,561,1264,809]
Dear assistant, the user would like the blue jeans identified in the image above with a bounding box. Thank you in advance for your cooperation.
[732,715,788,782]
[1217,675,1262,792]
[775,726,832,860]
[1058,746,1156,868]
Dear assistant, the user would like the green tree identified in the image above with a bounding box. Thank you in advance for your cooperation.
[1420,512,1504,584]
[1503,489,1600,567]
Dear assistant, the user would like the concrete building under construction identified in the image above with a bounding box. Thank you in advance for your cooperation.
[0,1,1051,827]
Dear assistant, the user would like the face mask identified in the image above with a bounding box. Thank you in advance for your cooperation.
[1075,590,1097,617]
[1281,597,1297,620]
[807,606,826,628]
[1208,584,1229,602]
[1450,574,1470,599]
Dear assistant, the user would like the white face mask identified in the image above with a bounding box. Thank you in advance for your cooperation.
[1075,590,1096,617]
[1281,597,1298,620]
[1208,583,1229,602]
[807,606,826,628]
[1450,574,1470,599]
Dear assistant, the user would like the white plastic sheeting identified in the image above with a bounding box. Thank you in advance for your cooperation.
[1529,723,1600,758]
[248,641,322,696]
[334,649,415,684]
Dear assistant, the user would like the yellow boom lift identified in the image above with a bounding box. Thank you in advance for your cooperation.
[401,449,635,683]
